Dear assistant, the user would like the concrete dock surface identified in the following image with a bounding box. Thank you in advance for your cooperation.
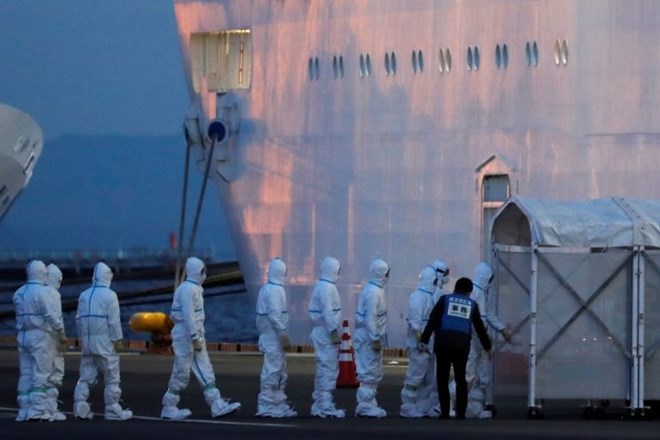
[1,347,658,440]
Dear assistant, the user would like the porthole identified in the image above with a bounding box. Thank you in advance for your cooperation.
[439,48,445,73]
[561,39,568,64]
[417,50,424,73]
[339,56,344,78]
[359,54,365,77]
[385,52,391,76]
[412,50,418,74]
[496,43,509,69]
[467,45,479,71]
[444,48,452,72]
[308,58,314,80]
[554,40,561,65]
[314,57,320,80]
[365,54,372,77]
[391,52,397,74]
[532,41,539,66]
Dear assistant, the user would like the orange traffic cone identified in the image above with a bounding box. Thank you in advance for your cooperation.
[337,319,360,388]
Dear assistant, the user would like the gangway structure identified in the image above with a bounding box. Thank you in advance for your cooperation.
[489,196,660,418]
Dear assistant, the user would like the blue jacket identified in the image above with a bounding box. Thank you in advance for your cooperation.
[420,291,491,354]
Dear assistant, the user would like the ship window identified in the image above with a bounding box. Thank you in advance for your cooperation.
[526,40,539,67]
[385,52,391,75]
[333,56,339,78]
[23,153,35,175]
[308,57,320,81]
[365,54,372,77]
[190,29,252,92]
[483,175,510,202]
[339,55,344,78]
[391,52,397,74]
[15,136,30,155]
[412,51,418,74]
[385,51,397,76]
[439,47,452,73]
[481,174,510,259]
[467,45,480,71]
[359,54,365,77]
[496,44,509,70]
[555,39,569,66]
[418,50,424,73]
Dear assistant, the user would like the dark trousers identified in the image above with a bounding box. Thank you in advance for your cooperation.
[435,347,468,419]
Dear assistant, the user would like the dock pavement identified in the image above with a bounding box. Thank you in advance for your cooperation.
[1,345,659,440]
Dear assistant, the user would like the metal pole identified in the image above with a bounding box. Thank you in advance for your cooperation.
[529,245,539,410]
[187,134,218,258]
[175,136,192,289]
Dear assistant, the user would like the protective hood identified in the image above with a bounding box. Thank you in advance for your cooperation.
[319,256,340,283]
[93,261,113,287]
[431,259,450,287]
[267,257,287,285]
[473,262,493,292]
[26,260,48,283]
[417,266,438,291]
[368,258,390,286]
[185,256,207,284]
[46,263,63,289]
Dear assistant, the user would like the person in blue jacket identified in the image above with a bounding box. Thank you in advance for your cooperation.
[419,277,492,420]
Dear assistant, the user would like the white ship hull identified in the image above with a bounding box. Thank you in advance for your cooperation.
[174,0,660,347]
[0,104,43,220]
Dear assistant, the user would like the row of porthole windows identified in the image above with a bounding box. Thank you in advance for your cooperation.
[309,39,569,81]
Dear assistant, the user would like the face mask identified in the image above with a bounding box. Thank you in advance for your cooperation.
[441,275,450,287]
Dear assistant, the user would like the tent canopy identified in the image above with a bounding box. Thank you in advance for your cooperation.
[491,196,660,248]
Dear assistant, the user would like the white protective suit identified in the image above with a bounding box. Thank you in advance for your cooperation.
[308,256,345,418]
[13,260,65,422]
[400,266,438,418]
[45,263,66,421]
[354,258,389,418]
[430,259,450,305]
[73,262,132,421]
[466,262,507,418]
[255,258,297,417]
[161,257,241,420]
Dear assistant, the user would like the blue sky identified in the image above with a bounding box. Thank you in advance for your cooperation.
[0,1,234,260]
[0,1,187,140]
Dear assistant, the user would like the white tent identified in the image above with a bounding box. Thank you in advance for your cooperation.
[490,196,660,417]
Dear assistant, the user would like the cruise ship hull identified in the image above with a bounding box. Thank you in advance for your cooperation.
[0,104,43,221]
[174,0,660,347]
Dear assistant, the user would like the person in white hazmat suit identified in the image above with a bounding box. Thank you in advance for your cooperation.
[13,260,67,422]
[161,257,241,420]
[431,259,451,305]
[44,263,67,421]
[308,256,346,418]
[354,257,390,418]
[466,262,511,419]
[73,262,132,421]
[255,257,297,417]
[400,266,439,418]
